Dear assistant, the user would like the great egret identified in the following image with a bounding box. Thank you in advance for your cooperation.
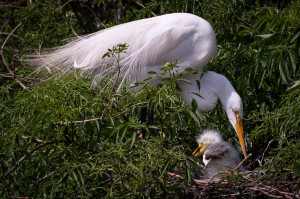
[193,130,243,178]
[25,13,246,158]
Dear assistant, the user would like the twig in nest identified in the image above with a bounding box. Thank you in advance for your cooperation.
[208,153,252,183]
[258,139,272,166]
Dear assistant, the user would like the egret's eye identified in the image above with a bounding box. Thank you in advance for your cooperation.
[232,109,240,120]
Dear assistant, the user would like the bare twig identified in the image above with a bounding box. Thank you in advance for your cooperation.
[1,53,28,90]
[230,153,252,173]
[0,74,45,82]
[0,22,28,90]
[60,0,72,9]
[0,2,22,9]
[134,1,157,16]
[70,15,81,38]
[32,171,57,184]
[258,140,272,166]
[39,153,63,175]
[248,187,284,199]
[111,100,150,118]
[0,32,23,40]
[0,22,21,50]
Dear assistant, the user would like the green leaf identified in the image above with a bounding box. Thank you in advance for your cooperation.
[186,166,192,184]
[148,71,158,75]
[177,78,192,84]
[288,51,296,73]
[186,110,200,127]
[72,170,80,187]
[161,158,171,177]
[191,92,202,98]
[130,131,136,149]
[183,67,196,74]
[279,62,288,84]
[256,34,273,39]
[196,79,201,91]
[191,98,198,112]
[119,126,128,142]
[78,169,85,186]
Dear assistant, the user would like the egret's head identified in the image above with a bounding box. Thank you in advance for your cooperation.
[192,130,223,157]
[225,92,247,159]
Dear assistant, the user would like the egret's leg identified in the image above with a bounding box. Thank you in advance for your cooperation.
[140,83,163,138]
[140,105,159,138]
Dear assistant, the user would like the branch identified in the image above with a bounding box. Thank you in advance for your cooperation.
[1,140,64,180]
[0,32,23,40]
[0,178,15,198]
[1,53,28,90]
[70,15,81,38]
[0,73,45,82]
[258,140,272,166]
[32,171,57,184]
[1,22,21,50]
[0,22,28,90]
[134,1,157,16]
[230,153,252,173]
[39,153,63,175]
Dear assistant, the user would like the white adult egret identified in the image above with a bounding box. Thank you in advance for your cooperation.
[25,13,246,157]
[193,130,243,178]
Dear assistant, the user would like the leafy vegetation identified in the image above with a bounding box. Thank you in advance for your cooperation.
[0,0,299,198]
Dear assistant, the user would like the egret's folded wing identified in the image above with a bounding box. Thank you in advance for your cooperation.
[205,142,229,160]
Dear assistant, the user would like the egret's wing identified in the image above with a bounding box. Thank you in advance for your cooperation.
[205,142,229,160]
[118,25,199,85]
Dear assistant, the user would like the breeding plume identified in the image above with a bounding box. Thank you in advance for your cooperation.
[25,13,246,157]
[193,130,243,178]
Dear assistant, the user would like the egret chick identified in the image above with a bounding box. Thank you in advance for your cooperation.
[193,130,243,178]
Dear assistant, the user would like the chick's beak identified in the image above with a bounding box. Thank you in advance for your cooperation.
[192,142,207,157]
[234,110,247,159]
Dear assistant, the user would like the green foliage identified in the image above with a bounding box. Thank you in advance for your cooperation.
[1,51,203,197]
[250,81,300,174]
[1,0,299,198]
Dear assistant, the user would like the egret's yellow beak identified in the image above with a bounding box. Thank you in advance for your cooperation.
[233,109,247,159]
[192,142,207,157]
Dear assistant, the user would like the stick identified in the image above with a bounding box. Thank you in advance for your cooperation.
[32,171,57,184]
[134,1,157,16]
[70,15,81,38]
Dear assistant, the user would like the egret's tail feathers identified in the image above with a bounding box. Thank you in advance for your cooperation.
[22,17,159,89]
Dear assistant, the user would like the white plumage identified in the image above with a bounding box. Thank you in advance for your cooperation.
[193,130,243,178]
[24,13,246,157]
[26,13,216,89]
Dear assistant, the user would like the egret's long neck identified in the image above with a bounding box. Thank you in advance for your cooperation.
[178,71,239,114]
